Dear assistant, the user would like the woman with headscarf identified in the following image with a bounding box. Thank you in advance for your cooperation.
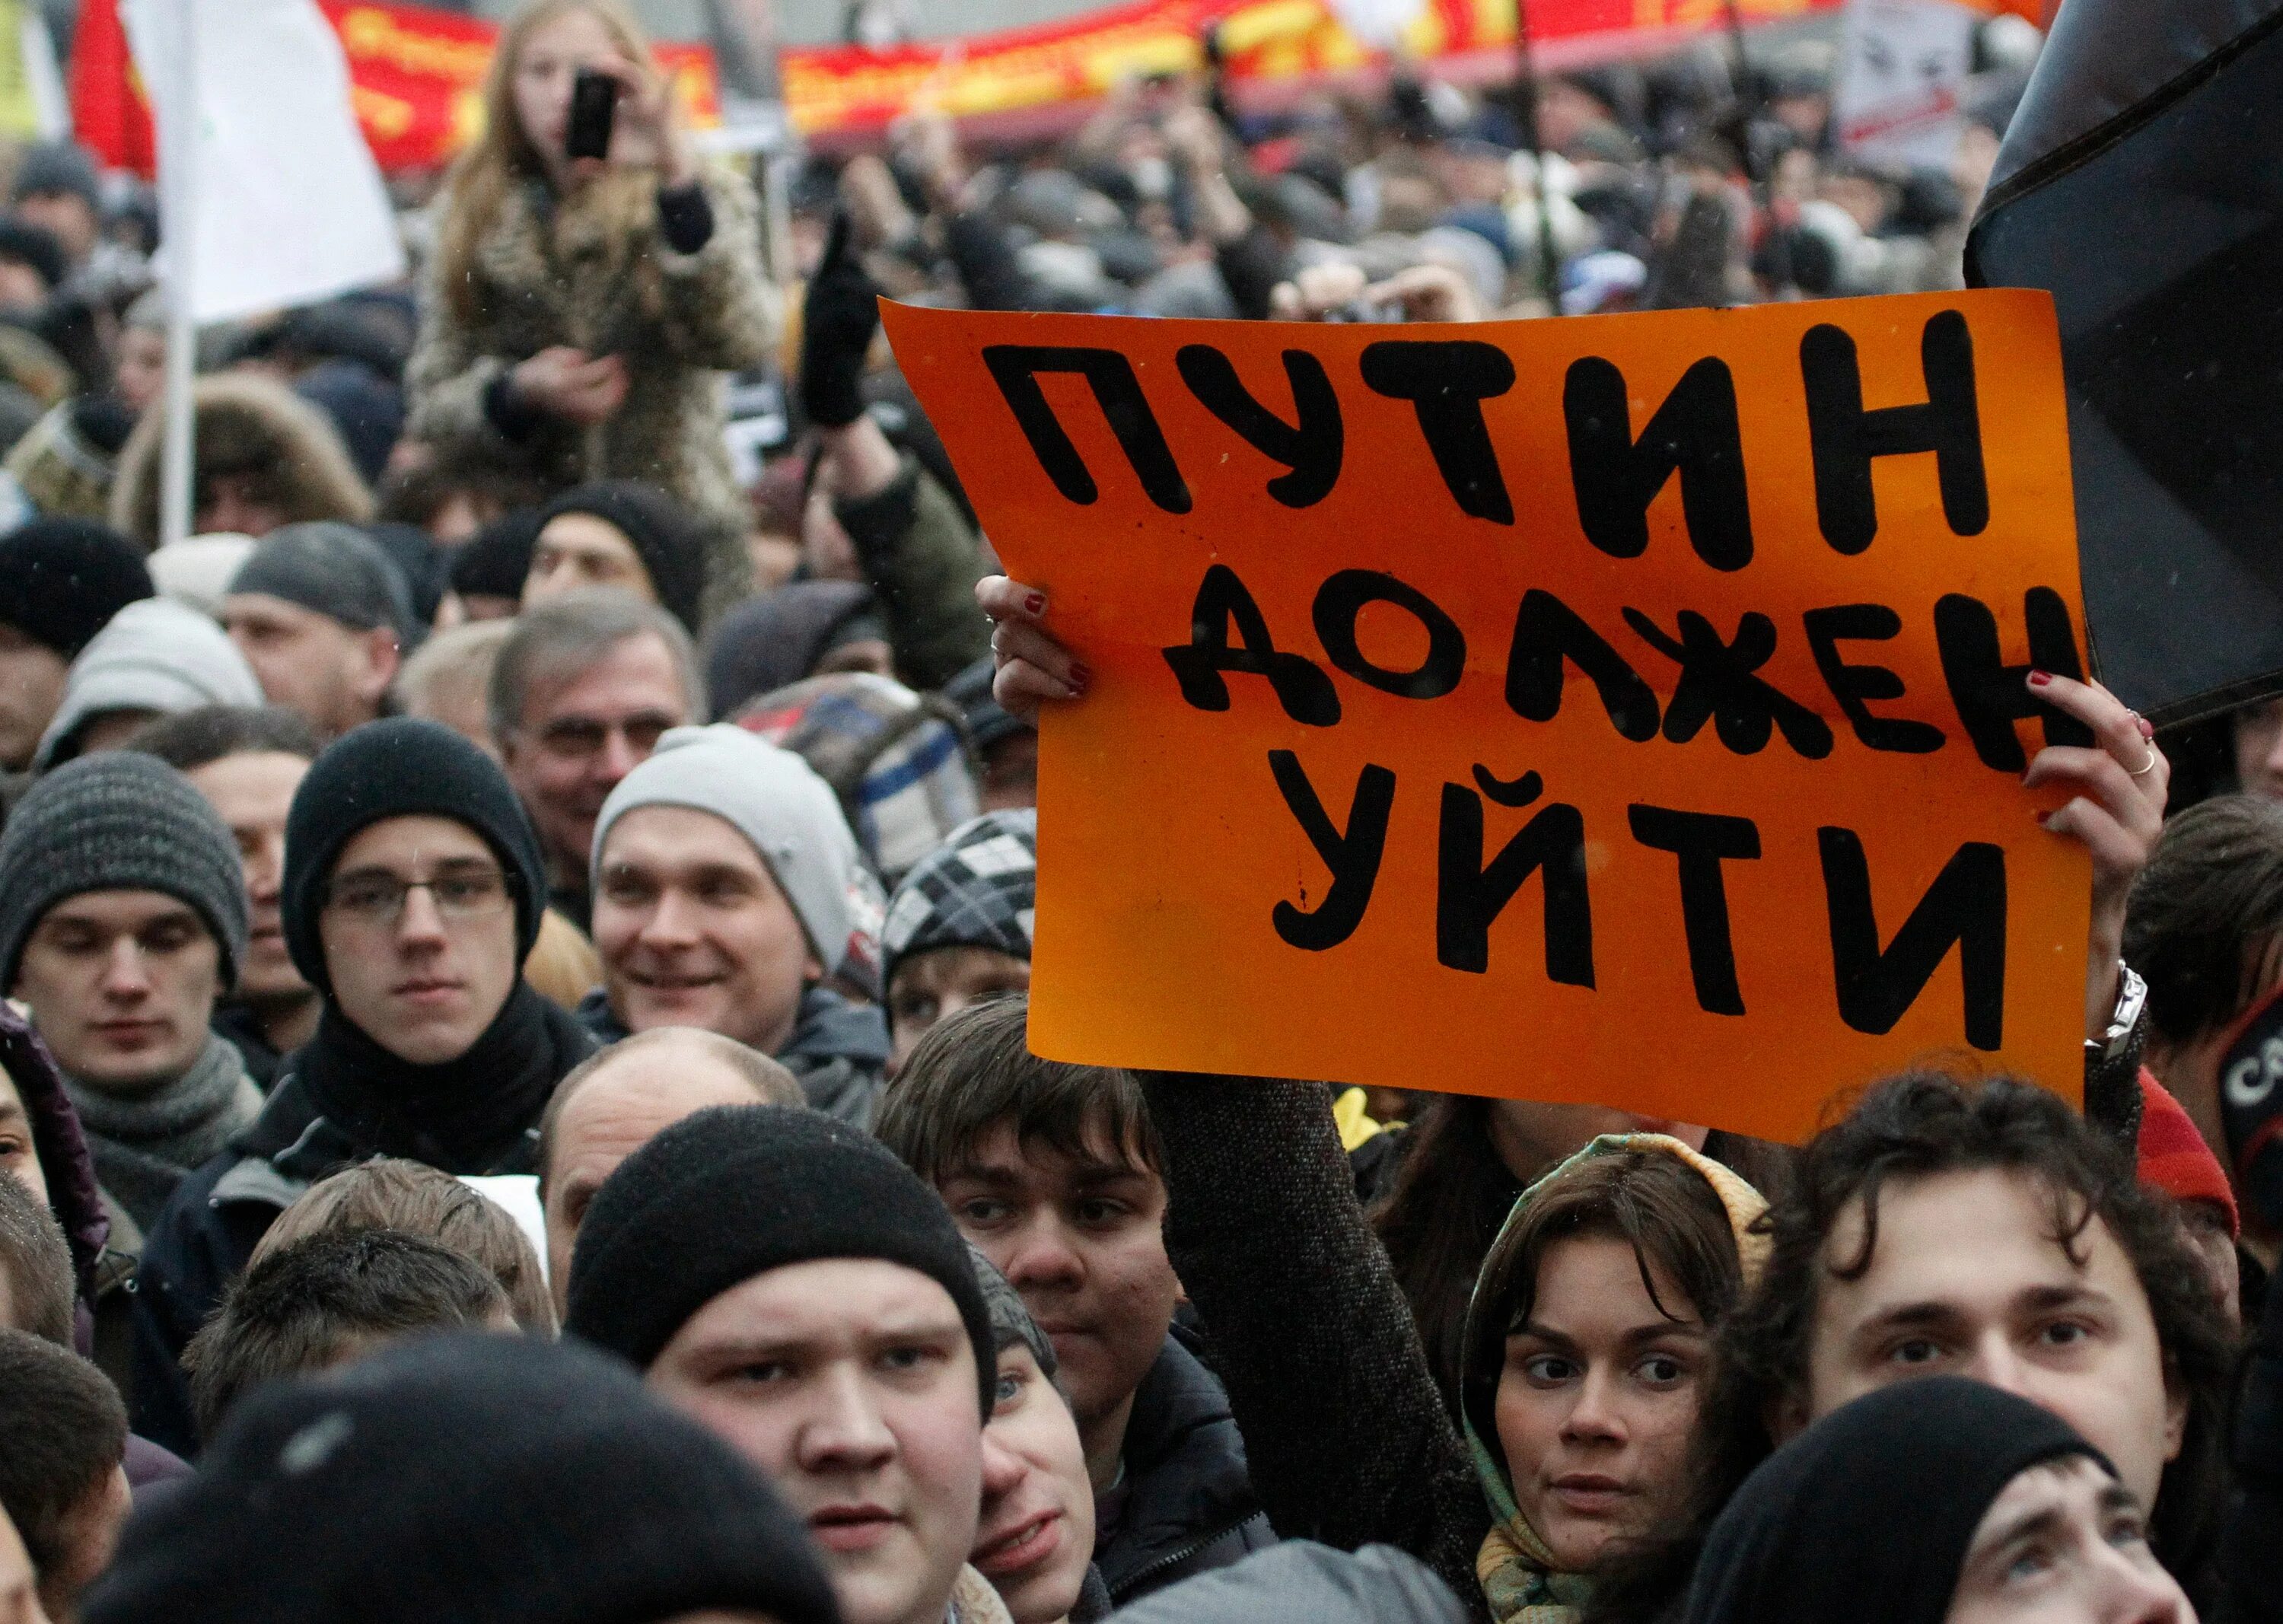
[1681,1377,2192,1624]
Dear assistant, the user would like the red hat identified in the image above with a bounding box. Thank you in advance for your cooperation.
[2137,1070,2239,1238]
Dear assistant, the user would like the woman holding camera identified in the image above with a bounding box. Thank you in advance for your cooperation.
[406,0,778,615]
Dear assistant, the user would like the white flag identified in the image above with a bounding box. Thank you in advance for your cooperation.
[123,0,406,325]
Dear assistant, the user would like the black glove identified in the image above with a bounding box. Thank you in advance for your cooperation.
[801,211,883,429]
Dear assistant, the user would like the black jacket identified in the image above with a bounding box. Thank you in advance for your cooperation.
[1139,1072,1492,1616]
[2225,1272,2283,1624]
[1097,1323,1276,1605]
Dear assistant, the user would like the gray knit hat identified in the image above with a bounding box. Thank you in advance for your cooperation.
[591,725,865,975]
[0,752,249,991]
[33,598,263,769]
[968,1243,1056,1379]
[226,521,414,638]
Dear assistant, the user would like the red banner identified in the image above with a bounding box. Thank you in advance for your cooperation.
[785,0,1843,135]
[72,0,721,177]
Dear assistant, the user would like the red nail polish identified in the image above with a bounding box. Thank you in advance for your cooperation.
[2137,717,2155,740]
[1069,662,1093,688]
[2035,810,2052,826]
[2027,669,2053,686]
[1024,593,1046,616]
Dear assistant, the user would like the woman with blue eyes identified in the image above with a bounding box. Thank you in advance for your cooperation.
[1683,1377,2192,1624]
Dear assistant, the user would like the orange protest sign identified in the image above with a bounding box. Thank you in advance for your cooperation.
[882,291,2091,1142]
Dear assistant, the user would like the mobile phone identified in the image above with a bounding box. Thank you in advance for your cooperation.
[565,68,617,161]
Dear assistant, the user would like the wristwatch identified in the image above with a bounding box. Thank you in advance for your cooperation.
[2088,962,2148,1059]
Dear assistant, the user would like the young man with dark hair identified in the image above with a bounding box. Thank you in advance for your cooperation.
[0,1330,130,1622]
[876,996,1271,1606]
[0,1177,73,1349]
[128,705,326,1084]
[1717,1072,2239,1605]
[183,1228,511,1443]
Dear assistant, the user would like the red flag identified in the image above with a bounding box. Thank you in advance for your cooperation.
[70,0,154,175]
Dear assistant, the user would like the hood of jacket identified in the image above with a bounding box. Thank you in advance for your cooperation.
[1457,1134,1771,1623]
[1097,1325,1268,1601]
[109,371,372,549]
[1110,1543,1470,1624]
[0,1002,109,1299]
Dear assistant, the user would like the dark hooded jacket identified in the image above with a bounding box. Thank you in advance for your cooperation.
[0,1005,188,1489]
[575,982,889,1128]
[1096,1323,1276,1605]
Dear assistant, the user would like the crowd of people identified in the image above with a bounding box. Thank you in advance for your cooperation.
[0,0,2275,1619]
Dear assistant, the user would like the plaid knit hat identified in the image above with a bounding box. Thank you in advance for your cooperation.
[733,672,979,884]
[83,1333,843,1624]
[0,751,249,990]
[881,810,1036,998]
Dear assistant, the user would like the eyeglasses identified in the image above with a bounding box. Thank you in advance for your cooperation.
[323,868,514,926]
[533,713,678,759]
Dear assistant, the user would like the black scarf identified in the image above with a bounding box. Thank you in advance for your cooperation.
[285,982,594,1176]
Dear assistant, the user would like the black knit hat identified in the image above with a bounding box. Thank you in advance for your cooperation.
[0,752,248,990]
[1682,1378,2105,1624]
[449,508,543,602]
[0,518,153,659]
[282,718,546,997]
[537,481,708,634]
[81,1333,845,1624]
[567,1104,996,1412]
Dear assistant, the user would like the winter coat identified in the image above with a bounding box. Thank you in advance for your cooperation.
[1097,1324,1277,1606]
[575,982,890,1127]
[2225,1269,2283,1622]
[109,372,373,549]
[405,166,779,617]
[1109,1543,1470,1624]
[831,454,994,692]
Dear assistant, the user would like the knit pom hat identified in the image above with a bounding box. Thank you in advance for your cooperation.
[0,751,248,992]
[0,517,151,659]
[536,481,708,635]
[566,1103,995,1412]
[282,718,546,996]
[881,810,1037,998]
[81,1332,845,1624]
[2136,1070,2239,1237]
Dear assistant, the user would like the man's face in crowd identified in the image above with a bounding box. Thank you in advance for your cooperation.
[12,891,221,1095]
[317,815,519,1065]
[1795,1167,2186,1515]
[13,192,97,267]
[885,948,1030,1076]
[524,516,658,610]
[974,1344,1094,1624]
[223,594,398,738]
[1944,1456,2192,1624]
[195,473,288,539]
[0,626,67,773]
[183,750,311,1008]
[0,1069,50,1210]
[2232,696,2283,801]
[501,631,689,887]
[594,805,820,1056]
[649,1259,985,1624]
[935,1122,1176,1474]
[541,1041,772,1315]
[114,325,167,416]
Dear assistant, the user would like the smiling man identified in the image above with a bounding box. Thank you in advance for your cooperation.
[0,752,259,1237]
[584,724,890,1126]
[565,1105,1009,1624]
[131,718,595,1454]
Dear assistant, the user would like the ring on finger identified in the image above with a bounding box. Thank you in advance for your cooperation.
[2128,747,2160,778]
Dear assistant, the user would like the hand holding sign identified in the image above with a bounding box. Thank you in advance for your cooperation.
[904,291,2098,1140]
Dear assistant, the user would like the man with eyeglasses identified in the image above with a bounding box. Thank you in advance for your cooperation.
[492,592,704,932]
[129,718,597,1455]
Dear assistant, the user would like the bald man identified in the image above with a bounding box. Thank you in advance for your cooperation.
[536,1027,803,1316]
